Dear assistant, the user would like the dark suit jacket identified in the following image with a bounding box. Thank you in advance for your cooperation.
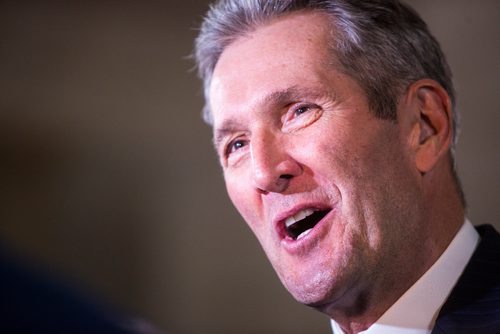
[432,225,500,334]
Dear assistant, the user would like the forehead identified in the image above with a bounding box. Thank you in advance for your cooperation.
[209,11,334,128]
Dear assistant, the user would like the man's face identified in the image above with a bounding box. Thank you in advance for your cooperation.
[209,12,423,307]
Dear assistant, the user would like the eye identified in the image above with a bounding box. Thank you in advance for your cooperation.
[282,103,322,133]
[294,105,310,117]
[226,138,247,156]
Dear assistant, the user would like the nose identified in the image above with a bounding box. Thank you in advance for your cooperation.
[250,131,302,193]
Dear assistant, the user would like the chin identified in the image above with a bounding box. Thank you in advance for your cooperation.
[280,270,340,307]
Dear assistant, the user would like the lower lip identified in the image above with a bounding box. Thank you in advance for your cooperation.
[280,209,335,254]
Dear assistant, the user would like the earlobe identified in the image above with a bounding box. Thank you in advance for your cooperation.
[410,80,453,173]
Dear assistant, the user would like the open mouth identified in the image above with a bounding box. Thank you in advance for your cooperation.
[285,209,330,240]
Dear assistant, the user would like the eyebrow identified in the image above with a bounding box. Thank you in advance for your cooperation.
[263,85,331,107]
[212,85,334,150]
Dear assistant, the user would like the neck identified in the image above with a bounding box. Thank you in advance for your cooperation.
[318,262,432,334]
[317,163,465,334]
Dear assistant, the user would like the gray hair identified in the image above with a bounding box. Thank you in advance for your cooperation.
[194,0,458,149]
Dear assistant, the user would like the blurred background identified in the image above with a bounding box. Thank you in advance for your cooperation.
[0,0,498,333]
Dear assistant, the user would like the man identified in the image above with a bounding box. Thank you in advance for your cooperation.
[194,1,500,333]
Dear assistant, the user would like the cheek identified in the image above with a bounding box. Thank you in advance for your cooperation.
[225,173,262,230]
[226,176,247,213]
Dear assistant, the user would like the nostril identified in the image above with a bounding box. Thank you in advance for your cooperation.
[280,174,293,180]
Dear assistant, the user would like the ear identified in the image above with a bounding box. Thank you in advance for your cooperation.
[405,79,453,173]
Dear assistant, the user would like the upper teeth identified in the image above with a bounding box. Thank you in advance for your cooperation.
[285,209,314,228]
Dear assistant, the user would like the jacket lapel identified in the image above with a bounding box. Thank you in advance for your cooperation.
[432,225,500,334]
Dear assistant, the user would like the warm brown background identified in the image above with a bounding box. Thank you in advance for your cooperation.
[0,1,498,333]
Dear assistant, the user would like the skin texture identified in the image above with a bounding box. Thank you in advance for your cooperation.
[209,11,463,334]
